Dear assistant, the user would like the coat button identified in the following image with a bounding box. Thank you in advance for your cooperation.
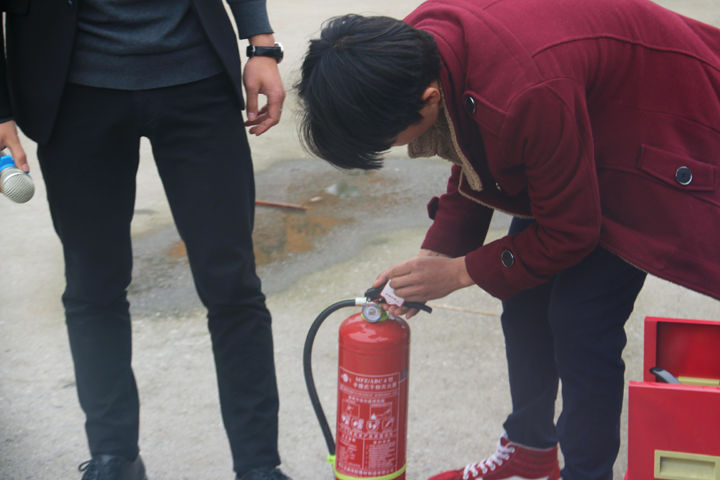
[501,250,515,268]
[465,96,476,115]
[676,166,693,186]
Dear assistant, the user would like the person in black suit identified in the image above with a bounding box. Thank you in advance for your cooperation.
[0,1,290,479]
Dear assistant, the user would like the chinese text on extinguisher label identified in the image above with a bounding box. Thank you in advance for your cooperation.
[336,367,407,477]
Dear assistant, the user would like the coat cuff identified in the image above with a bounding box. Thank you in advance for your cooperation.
[421,196,493,257]
[465,237,546,301]
[228,0,273,40]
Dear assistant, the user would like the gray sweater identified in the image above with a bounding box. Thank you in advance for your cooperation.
[67,0,272,90]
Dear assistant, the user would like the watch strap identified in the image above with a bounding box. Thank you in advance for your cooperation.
[246,43,284,63]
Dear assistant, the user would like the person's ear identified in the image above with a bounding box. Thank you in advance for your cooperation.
[421,84,441,106]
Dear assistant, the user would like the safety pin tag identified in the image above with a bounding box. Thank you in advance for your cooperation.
[380,281,405,307]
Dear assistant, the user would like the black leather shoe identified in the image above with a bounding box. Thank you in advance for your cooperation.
[78,454,147,480]
[236,467,291,480]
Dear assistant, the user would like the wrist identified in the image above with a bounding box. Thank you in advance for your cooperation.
[249,33,275,47]
[455,256,475,288]
[246,36,284,64]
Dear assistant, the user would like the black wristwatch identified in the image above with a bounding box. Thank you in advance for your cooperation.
[246,42,284,64]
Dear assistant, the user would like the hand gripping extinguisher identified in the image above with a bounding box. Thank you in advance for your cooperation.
[304,284,432,480]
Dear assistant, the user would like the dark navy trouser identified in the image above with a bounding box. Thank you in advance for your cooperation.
[501,218,646,480]
[37,74,280,476]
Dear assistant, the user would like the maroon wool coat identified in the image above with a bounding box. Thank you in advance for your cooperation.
[406,0,720,301]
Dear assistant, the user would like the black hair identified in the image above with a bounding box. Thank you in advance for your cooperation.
[295,14,441,170]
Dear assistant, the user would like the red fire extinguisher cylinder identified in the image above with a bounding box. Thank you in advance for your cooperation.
[303,292,430,480]
[334,303,410,480]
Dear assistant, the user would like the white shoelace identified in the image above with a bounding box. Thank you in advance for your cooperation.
[462,438,516,479]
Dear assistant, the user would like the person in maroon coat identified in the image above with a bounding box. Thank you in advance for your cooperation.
[296,1,720,479]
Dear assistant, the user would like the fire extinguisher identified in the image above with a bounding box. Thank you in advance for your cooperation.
[303,283,432,480]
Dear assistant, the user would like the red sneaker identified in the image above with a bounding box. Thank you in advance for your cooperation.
[428,433,561,480]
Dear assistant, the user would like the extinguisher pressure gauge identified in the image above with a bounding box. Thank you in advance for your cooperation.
[361,302,387,323]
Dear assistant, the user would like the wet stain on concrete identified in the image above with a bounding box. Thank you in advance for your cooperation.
[251,166,418,265]
[128,158,451,317]
[166,241,189,263]
[253,212,347,265]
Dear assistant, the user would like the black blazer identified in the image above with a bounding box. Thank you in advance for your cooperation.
[0,0,250,144]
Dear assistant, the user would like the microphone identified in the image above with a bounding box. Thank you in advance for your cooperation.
[0,154,34,203]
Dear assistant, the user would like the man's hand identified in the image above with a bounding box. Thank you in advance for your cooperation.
[372,250,474,319]
[244,34,286,136]
[0,120,28,172]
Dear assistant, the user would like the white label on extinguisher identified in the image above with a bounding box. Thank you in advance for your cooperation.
[337,368,404,477]
[381,281,405,307]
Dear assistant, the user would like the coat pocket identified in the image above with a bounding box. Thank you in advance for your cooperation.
[637,145,717,192]
[0,0,29,14]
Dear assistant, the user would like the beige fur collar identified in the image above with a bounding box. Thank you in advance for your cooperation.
[407,87,483,191]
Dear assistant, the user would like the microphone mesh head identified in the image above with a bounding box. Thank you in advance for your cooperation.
[1,167,35,203]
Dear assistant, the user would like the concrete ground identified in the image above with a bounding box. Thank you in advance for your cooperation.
[1,1,719,479]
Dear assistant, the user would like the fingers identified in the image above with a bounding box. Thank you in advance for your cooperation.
[266,85,284,127]
[243,56,286,136]
[244,105,269,126]
[405,308,421,320]
[384,262,414,284]
[372,259,421,300]
[382,304,410,316]
[248,85,285,136]
[0,120,28,172]
[390,283,424,303]
[380,256,471,303]
[374,260,415,288]
[6,136,28,172]
[373,252,463,319]
[383,261,421,299]
[245,85,259,124]
[373,269,390,288]
[380,304,420,320]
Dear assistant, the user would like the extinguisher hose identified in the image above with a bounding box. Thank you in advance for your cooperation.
[303,299,359,456]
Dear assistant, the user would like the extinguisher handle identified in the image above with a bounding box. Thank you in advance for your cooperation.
[363,284,433,314]
[363,284,386,301]
[404,301,433,314]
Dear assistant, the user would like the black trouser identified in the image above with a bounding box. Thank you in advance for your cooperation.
[501,218,646,480]
[36,74,280,475]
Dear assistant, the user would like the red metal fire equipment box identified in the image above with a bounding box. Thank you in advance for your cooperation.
[625,317,720,480]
